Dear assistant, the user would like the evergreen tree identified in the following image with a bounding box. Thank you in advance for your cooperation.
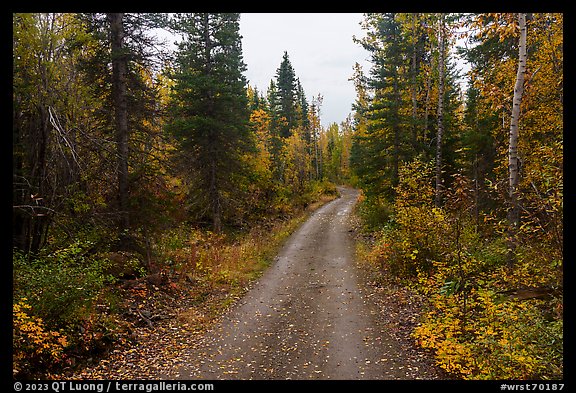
[349,62,370,181]
[274,51,299,138]
[75,12,166,235]
[296,79,310,136]
[352,13,463,206]
[248,85,266,112]
[354,13,408,199]
[266,52,311,185]
[166,13,252,232]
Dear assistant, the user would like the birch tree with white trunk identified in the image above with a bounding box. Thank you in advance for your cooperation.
[507,12,527,266]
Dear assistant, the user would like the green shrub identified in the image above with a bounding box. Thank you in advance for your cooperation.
[13,240,116,329]
[356,195,394,231]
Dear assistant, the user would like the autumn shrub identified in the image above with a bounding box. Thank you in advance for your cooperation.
[414,284,563,379]
[365,160,448,279]
[13,241,116,328]
[13,238,120,377]
[362,159,563,379]
[13,299,69,378]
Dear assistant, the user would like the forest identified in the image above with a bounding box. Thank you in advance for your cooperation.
[13,13,562,380]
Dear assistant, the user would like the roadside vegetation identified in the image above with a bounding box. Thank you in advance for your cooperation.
[13,12,346,379]
[14,181,338,379]
[13,12,562,381]
[351,13,562,379]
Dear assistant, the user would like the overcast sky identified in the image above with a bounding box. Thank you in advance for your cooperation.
[157,13,469,128]
[239,13,371,127]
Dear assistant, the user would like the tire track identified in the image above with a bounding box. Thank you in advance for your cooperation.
[175,187,417,380]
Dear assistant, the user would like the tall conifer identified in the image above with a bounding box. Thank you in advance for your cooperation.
[354,13,407,199]
[274,51,299,138]
[166,13,251,232]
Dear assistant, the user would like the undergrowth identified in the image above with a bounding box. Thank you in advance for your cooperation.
[13,182,338,379]
[356,159,563,380]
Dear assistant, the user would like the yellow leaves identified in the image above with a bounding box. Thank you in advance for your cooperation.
[13,299,69,376]
[470,13,518,42]
[414,306,476,376]
[413,279,563,380]
[435,338,475,375]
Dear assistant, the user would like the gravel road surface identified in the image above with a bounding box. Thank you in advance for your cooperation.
[176,187,430,380]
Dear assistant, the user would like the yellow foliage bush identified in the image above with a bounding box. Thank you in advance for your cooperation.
[413,282,562,379]
[365,159,563,380]
[13,299,68,377]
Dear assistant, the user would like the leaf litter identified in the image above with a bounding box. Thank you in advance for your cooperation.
[55,187,450,380]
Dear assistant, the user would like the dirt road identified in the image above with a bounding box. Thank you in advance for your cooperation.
[176,187,431,380]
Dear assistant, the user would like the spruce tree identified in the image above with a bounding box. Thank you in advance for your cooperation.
[296,78,311,142]
[354,13,408,199]
[274,51,299,138]
[166,13,252,232]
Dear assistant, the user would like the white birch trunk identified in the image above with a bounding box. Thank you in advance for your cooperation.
[507,13,527,265]
[508,13,527,224]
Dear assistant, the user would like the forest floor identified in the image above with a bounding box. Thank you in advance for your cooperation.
[63,187,449,380]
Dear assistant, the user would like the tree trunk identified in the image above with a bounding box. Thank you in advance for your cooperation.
[435,14,445,208]
[210,155,222,233]
[410,13,419,149]
[392,72,400,186]
[29,104,50,254]
[391,16,401,187]
[507,13,527,267]
[108,12,130,231]
[423,70,431,148]
[201,13,222,233]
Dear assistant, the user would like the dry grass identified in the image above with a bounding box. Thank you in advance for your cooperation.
[157,204,329,300]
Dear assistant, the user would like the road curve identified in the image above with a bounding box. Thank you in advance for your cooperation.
[177,187,411,380]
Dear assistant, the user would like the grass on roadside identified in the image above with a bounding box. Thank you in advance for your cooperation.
[159,191,338,310]
[14,183,339,379]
